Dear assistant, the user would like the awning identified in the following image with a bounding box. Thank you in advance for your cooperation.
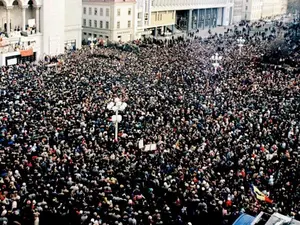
[20,48,33,57]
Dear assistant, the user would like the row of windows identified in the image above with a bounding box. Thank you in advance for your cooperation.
[154,12,175,22]
[117,8,131,16]
[116,21,131,29]
[83,19,132,29]
[83,19,110,29]
[83,7,132,16]
[83,7,110,17]
[83,33,109,39]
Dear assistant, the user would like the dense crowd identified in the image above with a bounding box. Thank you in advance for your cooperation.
[0,20,299,225]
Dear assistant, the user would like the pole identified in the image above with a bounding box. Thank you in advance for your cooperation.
[115,110,118,141]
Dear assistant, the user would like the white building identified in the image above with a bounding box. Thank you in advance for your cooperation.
[233,0,244,23]
[82,0,136,43]
[82,0,234,42]
[0,0,82,67]
[240,0,287,22]
[135,0,234,39]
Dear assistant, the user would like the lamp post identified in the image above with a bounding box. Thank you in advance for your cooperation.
[107,98,127,142]
[211,53,222,74]
[237,37,245,54]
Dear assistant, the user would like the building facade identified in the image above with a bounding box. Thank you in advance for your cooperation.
[82,0,136,42]
[82,0,235,42]
[136,0,235,39]
[239,0,287,22]
[0,0,82,67]
[233,0,243,23]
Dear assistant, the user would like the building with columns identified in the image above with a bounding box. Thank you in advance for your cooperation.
[82,0,234,42]
[0,0,82,67]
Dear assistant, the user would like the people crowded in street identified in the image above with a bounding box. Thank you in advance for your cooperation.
[0,19,299,225]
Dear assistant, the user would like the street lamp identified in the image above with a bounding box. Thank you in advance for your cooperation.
[107,98,127,142]
[237,37,246,54]
[211,53,222,74]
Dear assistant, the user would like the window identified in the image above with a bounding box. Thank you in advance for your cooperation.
[83,7,86,14]
[94,34,97,38]
[128,20,131,28]
[89,33,92,36]
[94,8,98,15]
[128,8,131,16]
[89,7,92,15]
[117,9,121,16]
[106,8,109,17]
[100,21,103,28]
[83,32,87,35]
[89,20,92,27]
[159,14,162,20]
[245,6,248,10]
[138,13,142,19]
[100,8,103,16]
[117,21,120,29]
[106,21,109,29]
[83,19,86,26]
[94,20,97,28]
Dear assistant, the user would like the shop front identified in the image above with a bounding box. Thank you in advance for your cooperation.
[0,48,37,67]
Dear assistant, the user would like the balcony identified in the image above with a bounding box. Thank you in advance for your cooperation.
[0,31,42,56]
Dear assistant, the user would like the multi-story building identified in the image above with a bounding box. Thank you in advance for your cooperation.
[242,0,263,21]
[240,0,287,22]
[0,0,82,67]
[233,0,243,23]
[82,0,234,42]
[136,0,235,39]
[82,0,136,42]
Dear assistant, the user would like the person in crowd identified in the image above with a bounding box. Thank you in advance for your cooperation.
[0,19,299,225]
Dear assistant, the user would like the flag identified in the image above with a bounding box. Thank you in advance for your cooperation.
[250,184,273,204]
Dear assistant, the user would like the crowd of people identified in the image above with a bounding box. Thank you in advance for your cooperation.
[0,19,299,225]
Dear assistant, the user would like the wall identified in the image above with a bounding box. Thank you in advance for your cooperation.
[242,0,263,21]
[0,6,6,31]
[150,10,175,27]
[151,0,230,11]
[41,0,65,56]
[261,0,274,18]
[111,2,135,41]
[82,2,112,40]
[233,0,243,23]
[82,0,136,42]
[64,0,82,49]
[10,5,21,29]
